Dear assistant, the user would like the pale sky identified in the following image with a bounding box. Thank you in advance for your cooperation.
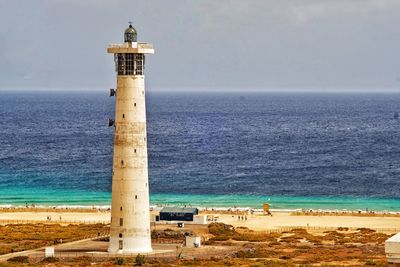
[0,0,400,92]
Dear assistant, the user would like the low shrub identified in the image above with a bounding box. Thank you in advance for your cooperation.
[357,228,376,233]
[365,259,377,266]
[41,257,59,263]
[209,235,230,241]
[115,257,125,265]
[208,223,237,236]
[7,256,29,263]
[279,255,291,260]
[136,254,145,266]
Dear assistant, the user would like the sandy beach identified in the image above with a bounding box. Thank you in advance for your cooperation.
[219,212,400,232]
[1,208,399,233]
[0,210,110,224]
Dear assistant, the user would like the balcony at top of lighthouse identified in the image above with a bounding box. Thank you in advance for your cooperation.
[107,23,154,54]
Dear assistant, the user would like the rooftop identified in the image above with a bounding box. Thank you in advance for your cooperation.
[160,207,198,214]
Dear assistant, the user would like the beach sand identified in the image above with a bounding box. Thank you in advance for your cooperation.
[0,210,110,224]
[219,212,400,232]
[1,209,399,233]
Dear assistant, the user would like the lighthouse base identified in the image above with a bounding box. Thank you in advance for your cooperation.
[108,236,152,254]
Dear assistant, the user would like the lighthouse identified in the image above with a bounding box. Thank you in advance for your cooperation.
[107,23,154,253]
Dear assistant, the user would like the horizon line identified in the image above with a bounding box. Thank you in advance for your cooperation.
[0,87,399,94]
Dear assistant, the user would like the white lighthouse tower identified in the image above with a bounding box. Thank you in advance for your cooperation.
[107,23,154,254]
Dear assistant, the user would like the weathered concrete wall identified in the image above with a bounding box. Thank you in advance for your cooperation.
[108,75,152,253]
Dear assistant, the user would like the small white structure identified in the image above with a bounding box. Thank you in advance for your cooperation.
[385,233,400,265]
[193,215,207,224]
[45,247,55,258]
[185,236,201,248]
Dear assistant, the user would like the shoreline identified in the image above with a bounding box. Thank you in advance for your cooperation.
[1,192,400,212]
[2,205,400,217]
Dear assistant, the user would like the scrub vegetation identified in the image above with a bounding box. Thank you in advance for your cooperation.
[0,223,109,255]
[0,223,392,266]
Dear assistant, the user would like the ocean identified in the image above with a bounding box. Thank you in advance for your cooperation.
[1,91,400,211]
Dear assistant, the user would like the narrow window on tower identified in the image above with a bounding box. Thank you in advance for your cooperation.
[134,103,136,107]
[119,233,123,238]
[121,160,124,166]
[119,240,123,249]
[122,114,125,119]
[135,195,138,199]
[134,149,136,153]
[120,218,123,226]
[120,206,122,211]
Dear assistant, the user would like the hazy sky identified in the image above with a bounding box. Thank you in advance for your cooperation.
[0,0,400,92]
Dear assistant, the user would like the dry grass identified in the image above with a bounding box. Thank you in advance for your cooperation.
[151,228,192,243]
[206,223,279,243]
[0,223,392,266]
[0,223,109,255]
[205,223,390,266]
[0,258,295,267]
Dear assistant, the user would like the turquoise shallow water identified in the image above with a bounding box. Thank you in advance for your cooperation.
[1,187,400,211]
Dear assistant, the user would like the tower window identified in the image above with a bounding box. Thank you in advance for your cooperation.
[119,240,123,250]
[120,218,123,226]
[134,103,136,107]
[122,114,125,119]
[119,233,123,238]
[120,206,122,211]
[134,149,136,153]
[135,195,138,199]
[121,160,124,166]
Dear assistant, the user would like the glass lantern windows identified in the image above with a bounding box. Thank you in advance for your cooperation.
[116,53,145,76]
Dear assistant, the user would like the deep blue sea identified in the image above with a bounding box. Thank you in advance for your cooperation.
[1,91,400,210]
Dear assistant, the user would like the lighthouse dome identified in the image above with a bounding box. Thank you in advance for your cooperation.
[124,24,137,43]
